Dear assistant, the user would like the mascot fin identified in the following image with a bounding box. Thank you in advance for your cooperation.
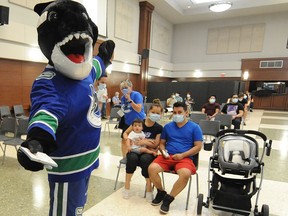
[34,1,53,15]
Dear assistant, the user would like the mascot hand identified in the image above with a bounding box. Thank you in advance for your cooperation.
[97,40,115,68]
[17,127,57,172]
[17,140,44,171]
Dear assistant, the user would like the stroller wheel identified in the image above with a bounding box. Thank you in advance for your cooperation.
[197,193,204,215]
[261,204,269,216]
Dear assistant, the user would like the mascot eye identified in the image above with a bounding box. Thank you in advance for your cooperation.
[82,12,89,20]
[48,11,58,22]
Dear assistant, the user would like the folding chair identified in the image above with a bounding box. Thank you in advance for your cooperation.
[190,113,207,124]
[114,158,127,190]
[104,107,121,134]
[199,120,220,150]
[161,153,201,211]
[13,105,28,119]
[215,113,232,129]
[2,118,29,164]
[0,117,16,143]
[0,106,12,119]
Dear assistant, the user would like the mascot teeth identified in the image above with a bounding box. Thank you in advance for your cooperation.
[51,32,93,80]
[57,33,92,48]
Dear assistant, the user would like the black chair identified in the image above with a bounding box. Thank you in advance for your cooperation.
[2,118,29,164]
[13,105,28,119]
[190,113,207,124]
[0,117,16,142]
[199,120,220,137]
[0,106,12,119]
[104,107,121,134]
[215,113,232,129]
[199,120,220,150]
[114,158,127,190]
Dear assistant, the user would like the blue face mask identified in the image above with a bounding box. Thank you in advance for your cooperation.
[121,88,129,95]
[149,113,161,122]
[173,114,184,123]
[209,99,216,104]
[232,98,238,103]
[98,83,106,90]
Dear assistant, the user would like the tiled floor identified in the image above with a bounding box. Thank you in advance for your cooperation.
[0,109,288,216]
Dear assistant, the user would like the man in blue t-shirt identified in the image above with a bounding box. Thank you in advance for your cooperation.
[148,102,203,214]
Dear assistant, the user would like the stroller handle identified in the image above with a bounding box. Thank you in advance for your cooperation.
[216,129,267,141]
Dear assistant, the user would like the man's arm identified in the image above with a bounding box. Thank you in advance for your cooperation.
[172,140,202,160]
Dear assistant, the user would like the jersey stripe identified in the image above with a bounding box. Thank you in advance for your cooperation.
[29,109,58,134]
[92,58,103,80]
[47,146,100,174]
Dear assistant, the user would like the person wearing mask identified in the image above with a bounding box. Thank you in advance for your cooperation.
[185,92,195,114]
[122,100,163,201]
[96,76,108,119]
[112,91,121,107]
[175,93,183,102]
[238,92,249,125]
[221,94,244,129]
[166,94,177,110]
[201,95,220,120]
[119,79,146,161]
[148,102,202,214]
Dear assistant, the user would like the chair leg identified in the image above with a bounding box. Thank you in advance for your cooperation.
[186,176,192,210]
[114,161,122,190]
[161,172,165,190]
[2,144,7,165]
[196,173,199,197]
[0,143,3,153]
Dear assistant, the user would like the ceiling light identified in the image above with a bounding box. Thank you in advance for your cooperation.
[209,2,232,13]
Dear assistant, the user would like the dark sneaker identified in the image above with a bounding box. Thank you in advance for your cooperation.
[160,194,175,214]
[151,190,167,206]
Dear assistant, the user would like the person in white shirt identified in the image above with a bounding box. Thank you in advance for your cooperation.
[112,91,121,107]
[127,119,157,156]
[96,75,108,119]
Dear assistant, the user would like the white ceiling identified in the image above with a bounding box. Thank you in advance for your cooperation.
[143,0,288,24]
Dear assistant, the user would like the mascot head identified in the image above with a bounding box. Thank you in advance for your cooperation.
[34,0,98,80]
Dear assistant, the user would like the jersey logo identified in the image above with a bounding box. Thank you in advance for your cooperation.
[75,207,83,215]
[87,84,101,128]
[36,71,56,80]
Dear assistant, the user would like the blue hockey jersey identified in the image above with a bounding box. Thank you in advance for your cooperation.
[28,56,105,182]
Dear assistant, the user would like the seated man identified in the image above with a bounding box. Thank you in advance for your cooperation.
[148,102,203,214]
[201,95,220,120]
[221,94,244,129]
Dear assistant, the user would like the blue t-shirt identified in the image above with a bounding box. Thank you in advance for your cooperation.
[121,91,146,125]
[161,121,203,159]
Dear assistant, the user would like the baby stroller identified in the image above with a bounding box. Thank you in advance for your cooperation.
[200,129,272,216]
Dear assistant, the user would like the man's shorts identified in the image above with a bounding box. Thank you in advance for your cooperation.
[153,155,196,174]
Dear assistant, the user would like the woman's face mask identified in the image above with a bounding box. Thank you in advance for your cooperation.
[121,87,129,95]
[149,113,161,122]
[173,114,184,123]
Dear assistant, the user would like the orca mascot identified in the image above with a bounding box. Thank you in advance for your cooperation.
[17,0,115,215]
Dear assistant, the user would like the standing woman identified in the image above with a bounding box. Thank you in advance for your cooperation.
[119,79,146,160]
[122,100,163,201]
